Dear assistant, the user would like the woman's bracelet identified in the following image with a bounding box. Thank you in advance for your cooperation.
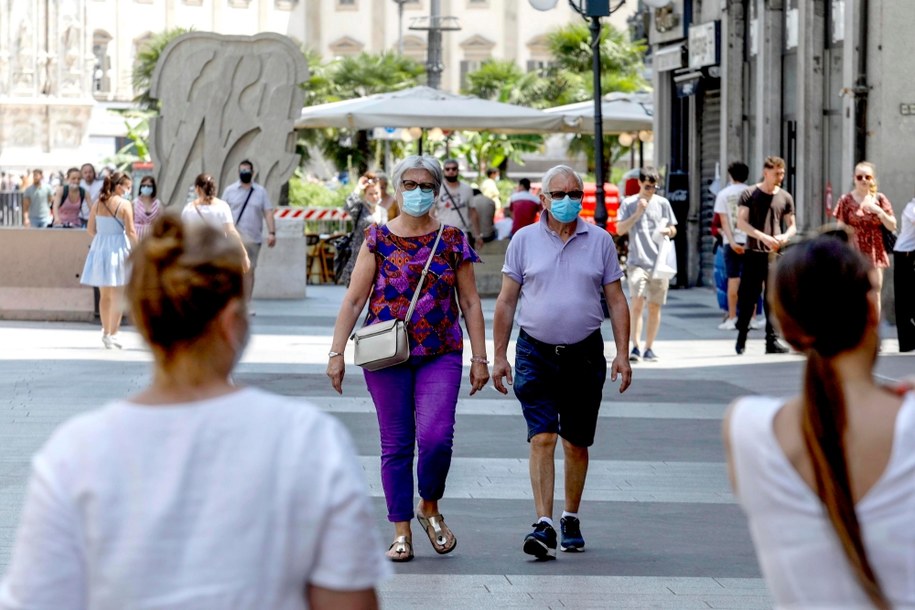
[328,351,344,358]
[470,355,489,364]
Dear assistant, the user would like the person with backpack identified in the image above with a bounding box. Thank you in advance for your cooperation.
[52,167,87,228]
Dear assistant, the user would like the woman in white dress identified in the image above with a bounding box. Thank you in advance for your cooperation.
[181,173,250,272]
[724,229,915,610]
[80,171,137,348]
[0,212,389,610]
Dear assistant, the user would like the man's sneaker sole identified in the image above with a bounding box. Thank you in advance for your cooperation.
[560,542,585,552]
[522,537,557,560]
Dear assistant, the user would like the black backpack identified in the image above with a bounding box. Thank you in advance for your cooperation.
[61,185,86,204]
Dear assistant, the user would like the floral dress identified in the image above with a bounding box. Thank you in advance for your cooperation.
[833,192,894,268]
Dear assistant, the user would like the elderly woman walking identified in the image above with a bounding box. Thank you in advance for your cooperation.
[327,155,490,562]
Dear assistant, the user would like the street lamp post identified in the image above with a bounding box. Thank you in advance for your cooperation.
[530,0,626,229]
[409,0,461,90]
[392,0,409,55]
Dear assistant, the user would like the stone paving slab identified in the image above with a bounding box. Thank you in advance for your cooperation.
[358,456,733,504]
[379,575,771,609]
[337,412,726,462]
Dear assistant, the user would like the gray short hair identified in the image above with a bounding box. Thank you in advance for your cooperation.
[391,155,443,195]
[541,165,583,195]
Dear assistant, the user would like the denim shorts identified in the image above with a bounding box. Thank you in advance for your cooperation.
[513,329,607,447]
[723,244,746,279]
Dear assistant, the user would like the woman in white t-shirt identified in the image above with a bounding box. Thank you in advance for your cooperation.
[724,229,915,610]
[181,173,250,272]
[0,212,389,610]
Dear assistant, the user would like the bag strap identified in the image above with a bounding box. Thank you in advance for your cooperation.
[234,187,255,225]
[103,199,125,230]
[443,184,469,230]
[404,224,445,326]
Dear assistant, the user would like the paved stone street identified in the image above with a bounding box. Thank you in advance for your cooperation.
[2,285,912,608]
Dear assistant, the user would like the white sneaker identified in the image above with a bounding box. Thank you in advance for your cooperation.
[102,334,113,349]
[108,335,123,349]
[718,318,737,331]
[750,317,764,330]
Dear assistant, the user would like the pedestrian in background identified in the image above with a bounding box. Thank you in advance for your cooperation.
[338,172,384,286]
[327,155,489,563]
[616,166,678,362]
[376,172,399,221]
[713,161,757,331]
[437,159,477,241]
[52,167,86,228]
[493,164,631,560]
[734,156,795,355]
[833,161,896,319]
[80,163,105,226]
[222,160,276,301]
[0,212,389,610]
[181,173,250,273]
[132,175,162,241]
[508,178,541,236]
[470,187,496,250]
[80,171,137,349]
[22,169,53,228]
[480,166,501,208]
[724,229,914,610]
[893,189,915,352]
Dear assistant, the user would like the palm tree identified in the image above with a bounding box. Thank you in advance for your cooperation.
[132,27,191,111]
[301,51,425,175]
[547,22,647,97]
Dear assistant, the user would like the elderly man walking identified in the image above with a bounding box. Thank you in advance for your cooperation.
[492,165,632,560]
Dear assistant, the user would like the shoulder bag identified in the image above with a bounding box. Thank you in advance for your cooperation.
[870,194,897,253]
[350,224,445,371]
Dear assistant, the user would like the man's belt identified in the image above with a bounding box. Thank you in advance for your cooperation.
[519,328,601,357]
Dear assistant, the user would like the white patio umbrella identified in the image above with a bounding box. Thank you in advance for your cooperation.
[295,86,575,134]
[544,92,654,135]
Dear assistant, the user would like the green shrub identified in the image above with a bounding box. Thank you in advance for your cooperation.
[288,179,349,209]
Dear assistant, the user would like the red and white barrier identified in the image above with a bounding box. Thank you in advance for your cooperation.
[274,207,350,221]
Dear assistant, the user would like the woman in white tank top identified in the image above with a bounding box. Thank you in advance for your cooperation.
[724,228,915,610]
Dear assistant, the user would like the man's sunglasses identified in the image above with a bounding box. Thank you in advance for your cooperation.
[547,190,584,200]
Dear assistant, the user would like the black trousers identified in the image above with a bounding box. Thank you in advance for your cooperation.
[895,251,915,352]
[736,250,776,344]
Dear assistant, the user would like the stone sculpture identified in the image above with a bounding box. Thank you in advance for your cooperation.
[148,32,308,209]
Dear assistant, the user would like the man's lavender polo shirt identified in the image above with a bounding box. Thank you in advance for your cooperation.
[502,213,624,345]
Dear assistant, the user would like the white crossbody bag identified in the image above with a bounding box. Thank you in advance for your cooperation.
[351,224,445,371]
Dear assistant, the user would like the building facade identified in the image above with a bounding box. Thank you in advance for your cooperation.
[0,0,634,170]
[643,0,915,294]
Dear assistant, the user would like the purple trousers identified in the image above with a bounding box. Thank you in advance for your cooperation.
[364,351,462,522]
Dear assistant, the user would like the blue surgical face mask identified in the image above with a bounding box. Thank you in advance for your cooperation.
[549,195,582,223]
[401,188,436,217]
[139,185,153,197]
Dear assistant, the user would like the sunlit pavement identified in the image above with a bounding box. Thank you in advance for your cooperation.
[2,284,911,608]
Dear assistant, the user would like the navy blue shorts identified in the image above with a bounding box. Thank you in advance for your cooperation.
[513,329,607,447]
[723,244,746,279]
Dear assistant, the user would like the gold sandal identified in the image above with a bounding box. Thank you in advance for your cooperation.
[386,535,413,562]
[416,509,457,555]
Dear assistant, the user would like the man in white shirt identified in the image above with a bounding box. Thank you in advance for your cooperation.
[436,158,478,240]
[713,161,753,330]
[222,159,276,301]
[80,163,104,226]
[616,167,678,363]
